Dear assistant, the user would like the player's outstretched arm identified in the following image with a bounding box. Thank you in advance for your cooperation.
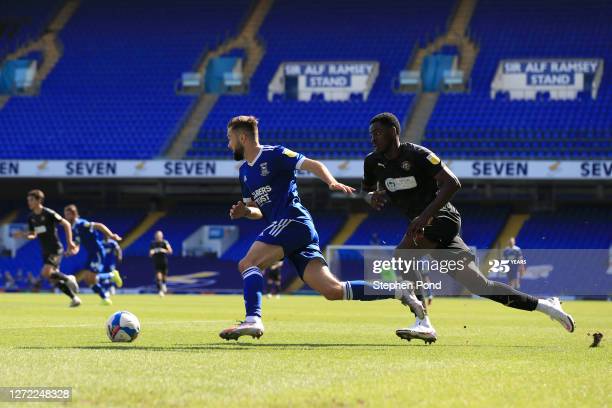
[229,201,263,220]
[61,218,78,255]
[12,230,36,240]
[115,245,123,263]
[92,222,122,241]
[300,158,355,195]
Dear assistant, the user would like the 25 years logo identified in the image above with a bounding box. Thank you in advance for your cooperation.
[488,259,510,274]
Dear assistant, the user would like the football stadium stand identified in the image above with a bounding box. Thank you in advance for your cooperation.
[516,206,612,249]
[345,205,509,249]
[423,0,612,159]
[0,0,250,159]
[0,0,61,60]
[2,0,608,160]
[186,0,455,159]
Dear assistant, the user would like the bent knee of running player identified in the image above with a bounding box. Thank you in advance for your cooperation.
[238,241,284,273]
[41,264,56,280]
[303,259,343,300]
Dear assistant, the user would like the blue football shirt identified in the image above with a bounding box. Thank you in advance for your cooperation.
[239,145,312,224]
[73,218,104,255]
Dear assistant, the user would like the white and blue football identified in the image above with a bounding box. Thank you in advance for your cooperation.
[106,311,140,342]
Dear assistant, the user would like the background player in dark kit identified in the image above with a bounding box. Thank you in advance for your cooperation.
[266,260,283,298]
[149,230,173,296]
[12,189,81,307]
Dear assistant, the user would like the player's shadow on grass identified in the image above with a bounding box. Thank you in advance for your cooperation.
[18,344,407,352]
[18,343,550,351]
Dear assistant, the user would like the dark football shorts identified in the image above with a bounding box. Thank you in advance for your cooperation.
[267,268,281,282]
[43,250,63,269]
[422,214,475,263]
[154,263,168,275]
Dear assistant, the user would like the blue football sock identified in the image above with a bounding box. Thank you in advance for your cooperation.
[99,278,112,292]
[91,283,108,299]
[342,280,399,301]
[242,266,263,319]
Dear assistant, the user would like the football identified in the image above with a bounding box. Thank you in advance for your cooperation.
[106,311,140,342]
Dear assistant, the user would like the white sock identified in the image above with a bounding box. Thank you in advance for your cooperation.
[421,315,432,327]
[341,282,352,301]
[245,316,261,324]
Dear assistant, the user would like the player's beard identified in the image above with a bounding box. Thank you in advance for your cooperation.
[233,144,245,161]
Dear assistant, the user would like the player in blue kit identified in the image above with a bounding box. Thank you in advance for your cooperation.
[101,236,123,296]
[502,237,525,289]
[63,205,123,305]
[219,116,425,341]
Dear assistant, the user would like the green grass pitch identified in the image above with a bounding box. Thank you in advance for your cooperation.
[0,294,610,407]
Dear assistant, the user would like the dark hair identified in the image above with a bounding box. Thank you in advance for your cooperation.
[227,115,259,140]
[370,112,401,135]
[64,204,78,215]
[27,189,45,203]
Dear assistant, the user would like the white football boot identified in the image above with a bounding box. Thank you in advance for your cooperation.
[542,297,575,333]
[69,296,82,308]
[396,316,437,344]
[219,319,265,341]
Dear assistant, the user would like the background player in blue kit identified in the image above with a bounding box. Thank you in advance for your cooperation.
[63,205,123,305]
[219,116,425,341]
[101,236,123,295]
[503,237,525,289]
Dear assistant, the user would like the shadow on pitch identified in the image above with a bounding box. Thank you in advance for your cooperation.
[18,343,551,351]
[18,343,407,352]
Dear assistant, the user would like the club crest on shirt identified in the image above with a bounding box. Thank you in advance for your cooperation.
[260,162,270,177]
[401,161,411,171]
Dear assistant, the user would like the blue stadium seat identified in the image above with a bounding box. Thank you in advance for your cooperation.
[423,0,612,159]
[187,0,455,159]
[0,0,250,159]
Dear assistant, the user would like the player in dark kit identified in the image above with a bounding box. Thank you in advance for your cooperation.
[149,230,173,297]
[361,113,575,343]
[12,190,81,307]
[266,260,283,298]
